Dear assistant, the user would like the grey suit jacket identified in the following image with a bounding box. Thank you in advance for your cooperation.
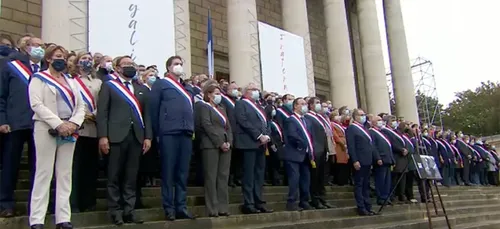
[195,101,233,150]
[96,80,152,143]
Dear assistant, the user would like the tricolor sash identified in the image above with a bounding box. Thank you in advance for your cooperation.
[402,134,414,149]
[221,94,235,108]
[305,112,326,131]
[7,60,32,85]
[451,144,463,160]
[163,76,193,107]
[422,137,431,148]
[290,114,314,159]
[317,114,333,132]
[468,144,482,158]
[383,127,405,145]
[351,122,372,142]
[195,94,203,101]
[107,80,144,128]
[370,128,391,148]
[107,73,119,81]
[201,101,227,127]
[270,120,283,141]
[34,71,75,112]
[74,76,96,113]
[276,107,290,118]
[242,98,267,122]
[332,122,345,135]
[194,85,201,92]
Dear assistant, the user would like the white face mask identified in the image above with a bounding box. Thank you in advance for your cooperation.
[213,94,222,104]
[172,65,184,76]
[376,120,384,128]
[105,62,113,71]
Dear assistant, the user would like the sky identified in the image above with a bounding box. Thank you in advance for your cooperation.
[375,0,500,106]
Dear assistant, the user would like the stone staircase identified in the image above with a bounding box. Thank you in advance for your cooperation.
[1,157,500,229]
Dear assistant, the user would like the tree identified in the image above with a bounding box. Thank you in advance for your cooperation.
[442,81,500,136]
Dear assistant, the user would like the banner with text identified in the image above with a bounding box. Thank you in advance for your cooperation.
[89,0,175,72]
[258,22,308,97]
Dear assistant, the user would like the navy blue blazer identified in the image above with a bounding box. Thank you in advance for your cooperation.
[304,112,328,159]
[275,106,292,131]
[149,76,195,136]
[369,128,394,165]
[0,52,35,131]
[233,98,270,150]
[346,122,380,166]
[436,139,452,165]
[283,115,311,163]
[220,93,236,131]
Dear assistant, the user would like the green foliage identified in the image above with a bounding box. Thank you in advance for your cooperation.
[442,81,500,136]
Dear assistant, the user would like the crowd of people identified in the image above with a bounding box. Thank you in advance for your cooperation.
[0,33,498,229]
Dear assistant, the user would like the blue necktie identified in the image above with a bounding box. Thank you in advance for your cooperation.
[124,82,132,92]
[32,64,39,73]
[301,117,307,128]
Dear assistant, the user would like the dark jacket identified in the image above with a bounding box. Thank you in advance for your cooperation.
[381,127,407,172]
[96,80,152,143]
[195,101,233,149]
[233,98,270,150]
[282,114,311,163]
[370,128,394,165]
[304,111,328,161]
[220,93,236,132]
[346,122,380,166]
[149,76,195,136]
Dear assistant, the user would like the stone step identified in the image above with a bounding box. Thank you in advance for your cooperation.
[451,219,500,229]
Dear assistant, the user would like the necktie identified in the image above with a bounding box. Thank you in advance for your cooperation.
[124,82,132,92]
[301,117,307,128]
[32,64,39,73]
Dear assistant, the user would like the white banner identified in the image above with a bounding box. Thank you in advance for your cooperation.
[258,22,308,97]
[88,0,175,72]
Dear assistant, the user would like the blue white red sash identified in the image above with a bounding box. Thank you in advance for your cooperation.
[74,76,96,113]
[7,60,32,85]
[107,80,144,128]
[194,85,201,92]
[451,144,463,160]
[201,101,227,127]
[422,137,431,147]
[402,134,414,149]
[195,94,203,101]
[270,120,283,141]
[305,112,326,131]
[34,71,75,112]
[163,76,193,107]
[468,144,482,158]
[383,126,405,145]
[276,107,290,118]
[107,73,119,81]
[317,113,333,132]
[242,98,267,122]
[351,122,372,142]
[370,128,391,148]
[290,114,314,159]
[221,94,235,108]
[332,122,345,135]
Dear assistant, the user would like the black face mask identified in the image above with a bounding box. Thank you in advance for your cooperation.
[51,59,67,72]
[121,66,136,78]
[266,99,273,105]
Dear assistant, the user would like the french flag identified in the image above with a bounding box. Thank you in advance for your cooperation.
[207,9,214,79]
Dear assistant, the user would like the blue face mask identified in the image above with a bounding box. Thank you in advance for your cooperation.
[359,115,366,124]
[314,104,322,112]
[0,45,12,56]
[285,100,293,109]
[30,46,45,60]
[301,105,308,114]
[51,59,66,72]
[79,60,93,72]
[147,76,156,85]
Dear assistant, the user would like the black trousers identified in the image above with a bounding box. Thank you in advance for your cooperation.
[404,171,415,200]
[266,147,281,185]
[70,136,99,212]
[230,148,243,183]
[391,172,406,201]
[310,156,326,205]
[107,130,142,216]
[333,163,350,186]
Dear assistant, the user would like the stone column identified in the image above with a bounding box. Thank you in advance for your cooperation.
[356,0,391,114]
[281,0,315,96]
[227,0,261,88]
[42,0,88,52]
[384,0,419,122]
[323,0,358,109]
[174,0,192,77]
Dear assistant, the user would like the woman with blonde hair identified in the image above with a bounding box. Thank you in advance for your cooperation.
[28,45,86,229]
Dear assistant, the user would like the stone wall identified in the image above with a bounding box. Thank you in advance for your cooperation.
[0,0,42,40]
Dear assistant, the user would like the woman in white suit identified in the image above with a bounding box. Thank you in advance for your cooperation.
[28,45,85,229]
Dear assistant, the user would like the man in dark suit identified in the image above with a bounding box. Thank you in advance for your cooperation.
[276,94,294,130]
[234,83,273,214]
[283,97,312,211]
[346,108,380,216]
[149,55,196,221]
[381,115,408,202]
[221,81,241,187]
[304,97,330,209]
[456,133,473,185]
[0,35,43,217]
[369,116,393,205]
[97,55,152,225]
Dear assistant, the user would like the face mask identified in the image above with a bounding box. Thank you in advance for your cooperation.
[323,107,329,113]
[30,46,45,60]
[423,132,428,137]
[465,140,470,144]
[271,109,276,117]
[314,104,322,112]
[230,89,238,97]
[0,45,12,56]
[79,60,93,72]
[285,100,293,109]
[251,90,260,100]
[343,109,350,115]
[359,115,366,124]
[172,65,184,76]
[213,94,222,104]
[391,121,398,129]
[301,105,308,114]
[476,141,483,145]
[104,62,113,71]
[147,76,156,85]
[51,59,66,72]
[328,105,332,109]
[458,133,464,138]
[121,66,137,78]
[376,120,384,128]
[452,140,456,144]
